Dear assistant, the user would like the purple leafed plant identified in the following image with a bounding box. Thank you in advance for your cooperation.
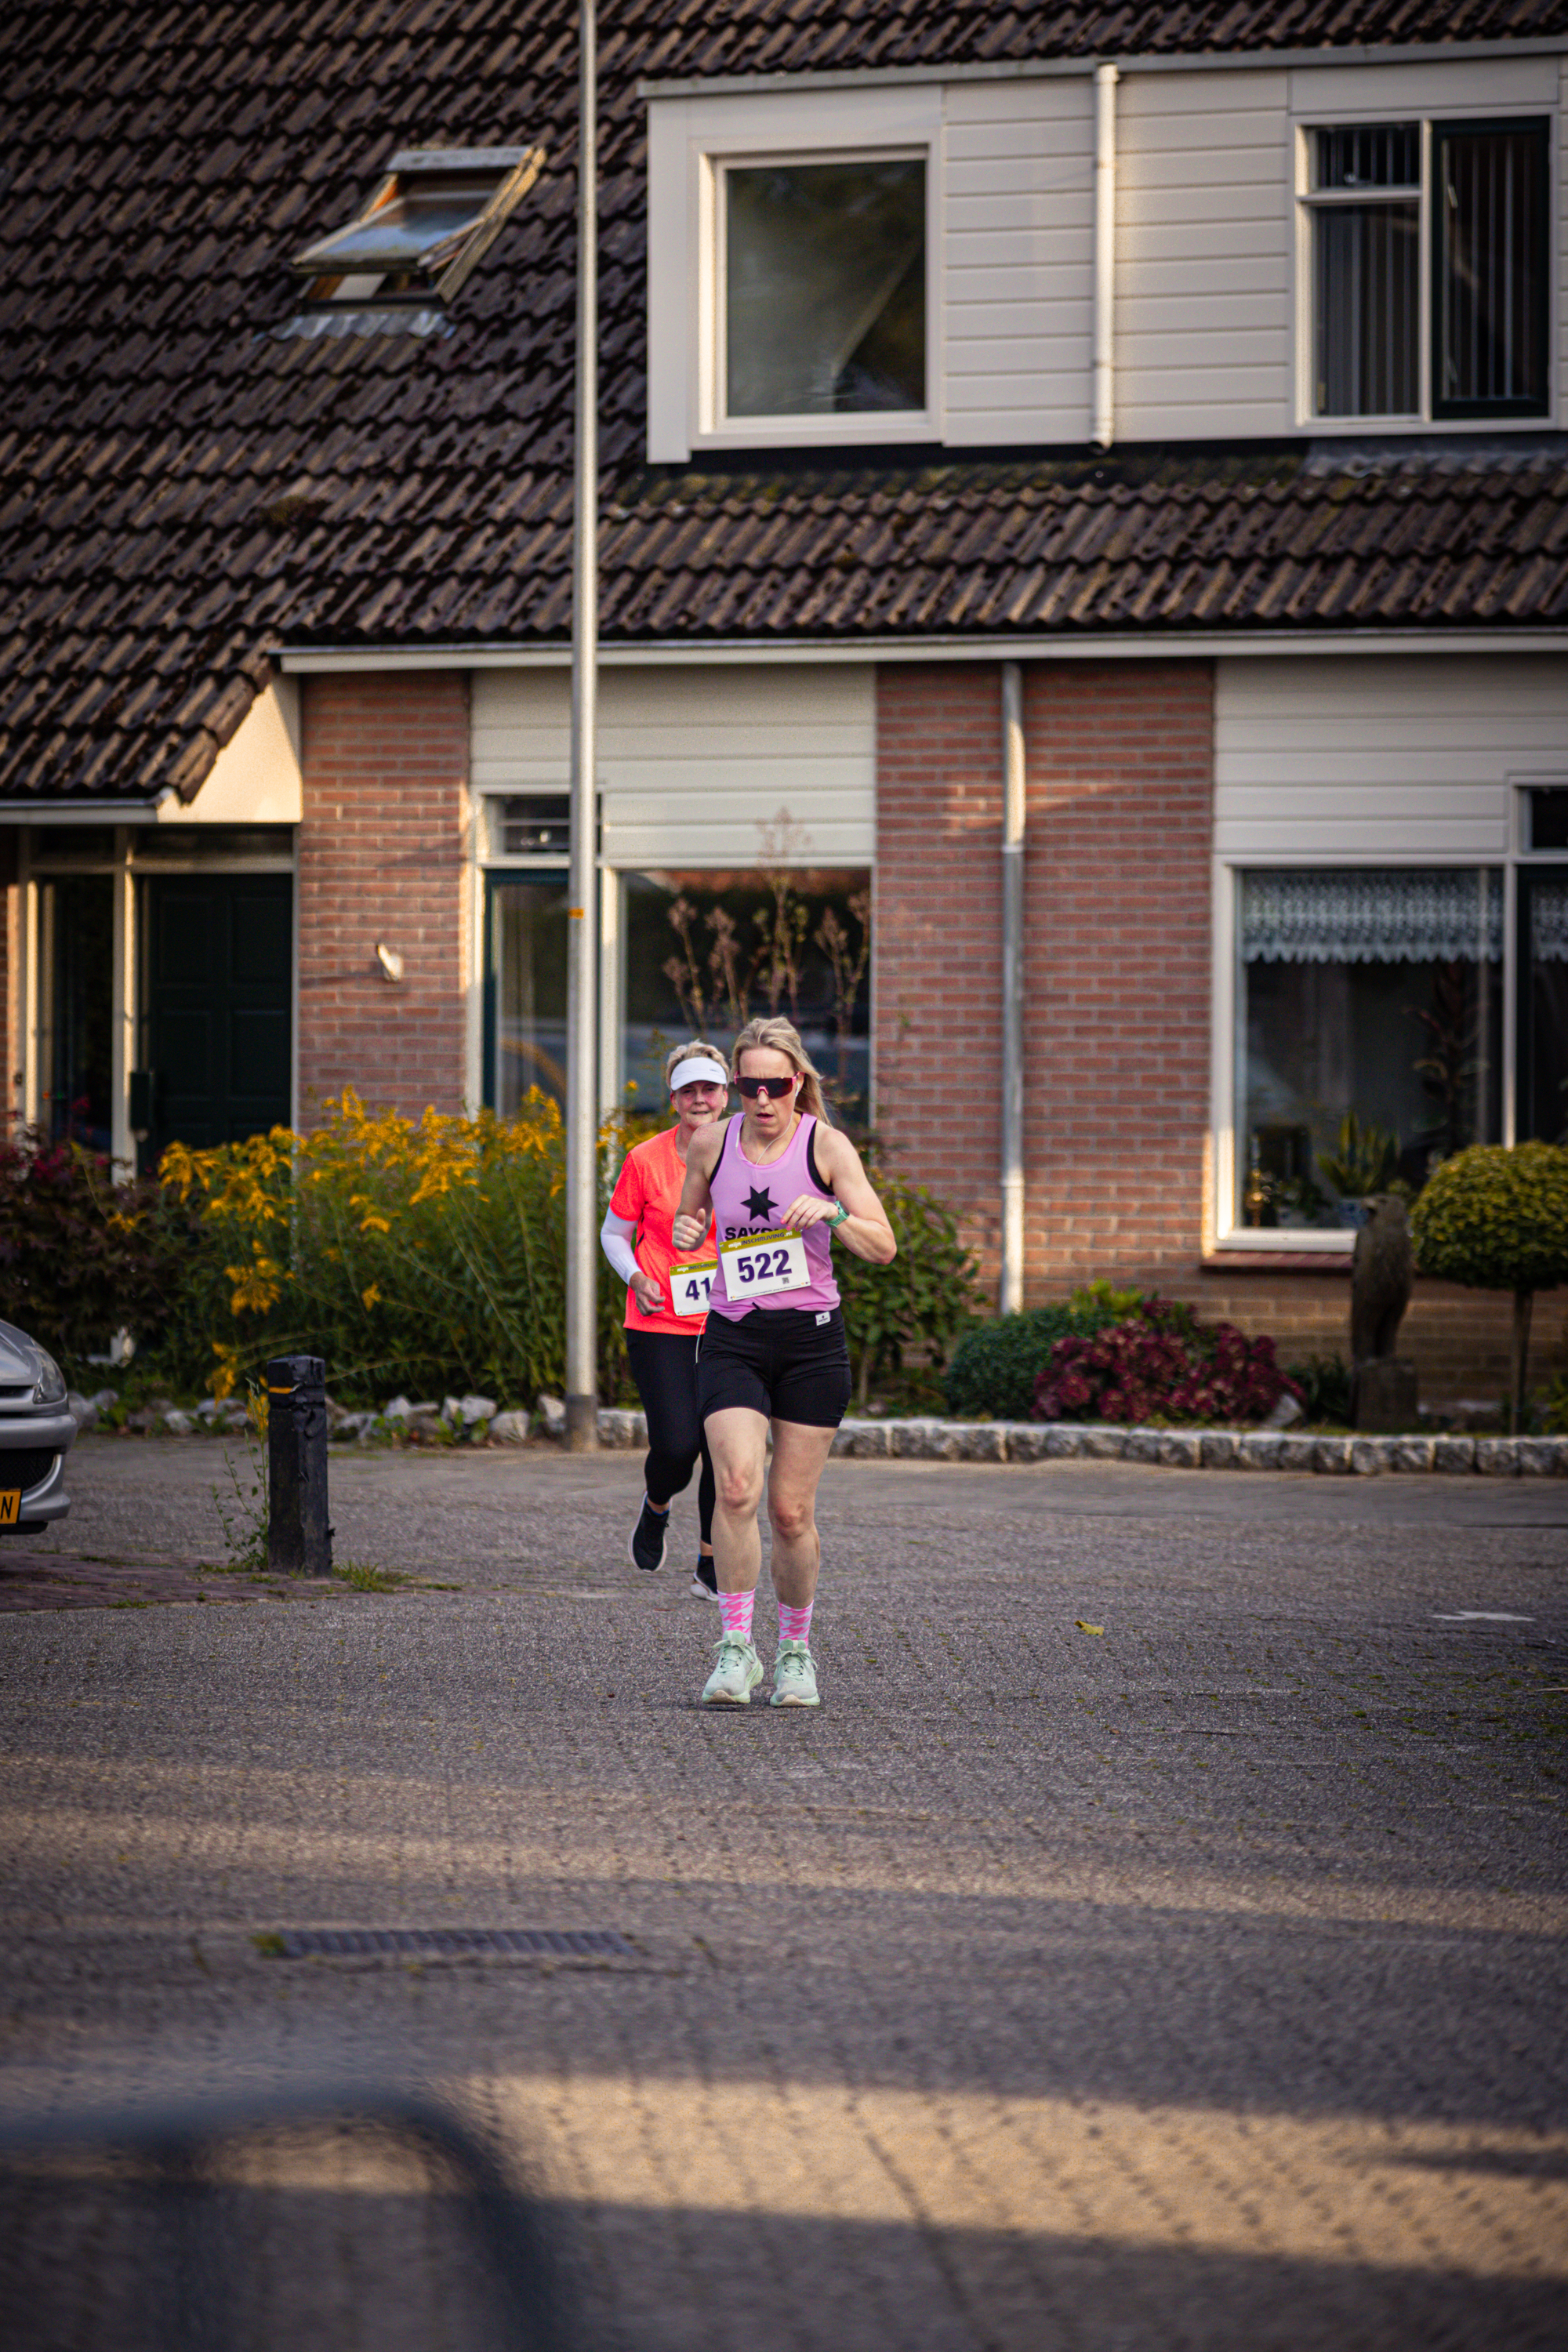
[1031,1298,1302,1426]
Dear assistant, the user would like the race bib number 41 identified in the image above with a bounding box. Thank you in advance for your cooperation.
[720,1229,810,1303]
[669,1258,717,1319]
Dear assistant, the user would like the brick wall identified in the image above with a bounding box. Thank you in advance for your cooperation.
[1183,1269,1567,1407]
[874,662,1005,1260]
[874,658,1213,1294]
[299,673,470,1120]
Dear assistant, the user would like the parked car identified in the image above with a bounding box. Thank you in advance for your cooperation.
[0,1319,74,1532]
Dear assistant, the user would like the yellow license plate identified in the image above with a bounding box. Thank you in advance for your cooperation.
[0,1491,20,1526]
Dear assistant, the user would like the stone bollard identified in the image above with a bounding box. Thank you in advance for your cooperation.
[267,1355,332,1577]
[1353,1357,1418,1432]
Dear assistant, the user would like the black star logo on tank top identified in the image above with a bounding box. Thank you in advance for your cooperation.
[743,1186,775,1223]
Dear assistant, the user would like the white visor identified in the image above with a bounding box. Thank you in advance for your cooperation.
[669,1056,728,1092]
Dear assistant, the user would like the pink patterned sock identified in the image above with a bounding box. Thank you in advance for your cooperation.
[778,1599,814,1647]
[719,1588,755,1644]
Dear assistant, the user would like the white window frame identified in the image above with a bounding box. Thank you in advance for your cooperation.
[647,85,944,462]
[1210,796,1568,1253]
[1293,104,1558,432]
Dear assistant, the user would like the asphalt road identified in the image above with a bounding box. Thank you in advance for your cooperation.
[1,1435,1566,2350]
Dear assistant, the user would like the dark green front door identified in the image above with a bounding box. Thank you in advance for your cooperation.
[141,874,292,1167]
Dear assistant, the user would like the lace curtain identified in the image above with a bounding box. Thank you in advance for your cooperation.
[1241,869,1502,964]
[1531,875,1568,963]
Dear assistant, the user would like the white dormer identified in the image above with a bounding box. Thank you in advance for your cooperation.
[644,45,1564,459]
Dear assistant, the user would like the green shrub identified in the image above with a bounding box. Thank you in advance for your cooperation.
[942,1282,1144,1421]
[1410,1141,1568,1431]
[1284,1352,1353,1426]
[837,1166,983,1407]
[0,1126,173,1362]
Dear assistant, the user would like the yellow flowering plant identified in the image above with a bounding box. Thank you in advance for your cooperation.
[158,1090,636,1410]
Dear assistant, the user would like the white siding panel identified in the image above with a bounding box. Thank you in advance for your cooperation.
[942,76,1093,445]
[472,666,876,868]
[1214,657,1568,860]
[1289,56,1558,118]
[1114,70,1293,440]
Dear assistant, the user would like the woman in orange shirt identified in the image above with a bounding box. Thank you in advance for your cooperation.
[601,1040,729,1594]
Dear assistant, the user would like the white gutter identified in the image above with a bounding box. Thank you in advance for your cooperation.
[277,628,1568,673]
[1091,63,1117,453]
[999,662,1026,1317]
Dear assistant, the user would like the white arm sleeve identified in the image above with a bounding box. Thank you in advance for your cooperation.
[600,1207,641,1287]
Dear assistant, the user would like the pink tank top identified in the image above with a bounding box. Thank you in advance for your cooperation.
[706,1112,840,1320]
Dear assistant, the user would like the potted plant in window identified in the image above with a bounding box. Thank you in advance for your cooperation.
[1318,1112,1401,1229]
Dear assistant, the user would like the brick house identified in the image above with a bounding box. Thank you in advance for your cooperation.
[5,0,1568,1398]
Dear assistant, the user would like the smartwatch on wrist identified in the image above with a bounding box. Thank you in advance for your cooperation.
[828,1201,850,1229]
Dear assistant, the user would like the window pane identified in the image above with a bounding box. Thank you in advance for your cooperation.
[622,869,871,1126]
[1436,123,1548,412]
[1526,788,1568,851]
[489,877,568,1114]
[1238,869,1502,1227]
[726,160,925,416]
[1523,873,1568,1143]
[1312,122,1420,190]
[490,796,569,856]
[307,187,490,269]
[1314,201,1419,415]
[42,876,114,1155]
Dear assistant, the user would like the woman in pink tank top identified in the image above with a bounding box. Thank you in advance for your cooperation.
[672,1016,897,1712]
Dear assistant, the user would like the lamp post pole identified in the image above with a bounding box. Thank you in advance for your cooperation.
[565,0,599,1450]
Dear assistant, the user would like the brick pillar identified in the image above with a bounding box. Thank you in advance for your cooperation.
[874,663,1005,1278]
[298,673,470,1121]
[1022,660,1213,1292]
[874,659,1213,1301]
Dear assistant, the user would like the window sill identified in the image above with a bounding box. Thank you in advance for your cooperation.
[1202,1250,1352,1276]
[691,414,938,454]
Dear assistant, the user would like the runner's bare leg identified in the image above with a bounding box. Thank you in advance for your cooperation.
[705,1406,769,1593]
[764,1420,836,1607]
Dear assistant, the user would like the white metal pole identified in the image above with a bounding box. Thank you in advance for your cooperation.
[1000,662,1026,1316]
[565,0,600,1450]
[1091,62,1118,452]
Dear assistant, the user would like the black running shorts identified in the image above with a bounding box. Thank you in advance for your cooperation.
[696,1305,852,1429]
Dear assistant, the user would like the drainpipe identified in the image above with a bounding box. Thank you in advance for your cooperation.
[1092,61,1118,451]
[1000,662,1026,1317]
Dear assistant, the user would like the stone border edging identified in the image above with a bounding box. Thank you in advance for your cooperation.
[590,1408,1568,1476]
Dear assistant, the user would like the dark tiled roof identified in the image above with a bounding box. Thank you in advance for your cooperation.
[4,2,1568,803]
[594,441,1568,640]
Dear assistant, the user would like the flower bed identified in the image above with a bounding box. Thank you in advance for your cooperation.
[1033,1298,1300,1427]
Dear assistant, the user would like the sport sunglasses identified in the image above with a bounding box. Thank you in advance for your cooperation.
[735,1074,797,1100]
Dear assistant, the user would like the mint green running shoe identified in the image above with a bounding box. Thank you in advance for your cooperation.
[701,1635,763,1706]
[771,1639,819,1708]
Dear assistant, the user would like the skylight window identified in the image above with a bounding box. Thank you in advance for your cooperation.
[292,147,544,307]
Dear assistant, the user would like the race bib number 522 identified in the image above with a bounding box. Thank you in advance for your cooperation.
[720,1229,809,1304]
[669,1258,717,1318]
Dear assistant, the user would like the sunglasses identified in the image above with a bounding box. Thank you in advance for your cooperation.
[736,1074,797,1101]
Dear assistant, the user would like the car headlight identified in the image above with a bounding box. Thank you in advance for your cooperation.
[32,1353,67,1406]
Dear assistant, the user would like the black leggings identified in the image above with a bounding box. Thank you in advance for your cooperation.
[623,1328,714,1548]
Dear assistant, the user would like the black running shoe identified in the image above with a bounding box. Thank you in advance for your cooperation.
[691,1555,717,1597]
[628,1498,669,1574]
